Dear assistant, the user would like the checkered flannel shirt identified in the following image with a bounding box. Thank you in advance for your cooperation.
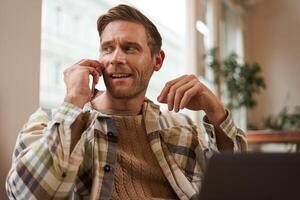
[6,99,247,200]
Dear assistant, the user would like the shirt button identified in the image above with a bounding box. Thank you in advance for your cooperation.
[107,131,114,137]
[104,164,111,172]
[61,172,67,178]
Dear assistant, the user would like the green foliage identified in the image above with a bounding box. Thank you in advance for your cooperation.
[207,48,222,85]
[263,106,300,130]
[207,48,266,109]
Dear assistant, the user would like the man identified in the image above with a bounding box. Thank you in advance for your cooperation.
[6,4,247,200]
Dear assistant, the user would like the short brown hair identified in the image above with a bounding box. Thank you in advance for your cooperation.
[97,4,162,55]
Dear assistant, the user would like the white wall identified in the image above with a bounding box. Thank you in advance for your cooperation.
[246,0,300,127]
[0,0,41,198]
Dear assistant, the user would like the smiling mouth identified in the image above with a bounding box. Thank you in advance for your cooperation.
[110,73,132,79]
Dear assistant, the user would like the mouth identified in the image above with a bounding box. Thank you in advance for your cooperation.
[110,73,132,79]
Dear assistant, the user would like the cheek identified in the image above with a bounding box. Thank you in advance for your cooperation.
[99,57,111,73]
[138,65,153,80]
[99,55,110,65]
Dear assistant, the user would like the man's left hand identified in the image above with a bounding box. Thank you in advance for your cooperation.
[158,75,227,126]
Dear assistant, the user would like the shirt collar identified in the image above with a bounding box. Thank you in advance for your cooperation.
[83,89,162,133]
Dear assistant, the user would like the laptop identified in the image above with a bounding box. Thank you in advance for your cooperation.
[198,153,300,200]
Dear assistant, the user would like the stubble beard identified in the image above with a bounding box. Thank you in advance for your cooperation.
[103,76,150,100]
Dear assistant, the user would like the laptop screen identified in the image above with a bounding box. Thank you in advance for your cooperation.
[198,153,300,200]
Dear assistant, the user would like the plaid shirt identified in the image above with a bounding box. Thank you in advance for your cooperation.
[6,99,247,200]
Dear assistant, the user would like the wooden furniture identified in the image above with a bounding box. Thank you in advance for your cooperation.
[246,130,300,143]
[246,130,300,152]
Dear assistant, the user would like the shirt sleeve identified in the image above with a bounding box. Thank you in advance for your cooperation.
[202,109,248,152]
[6,102,87,199]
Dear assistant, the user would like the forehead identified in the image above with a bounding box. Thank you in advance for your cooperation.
[100,20,148,44]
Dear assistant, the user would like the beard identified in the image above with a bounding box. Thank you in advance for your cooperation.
[103,70,152,99]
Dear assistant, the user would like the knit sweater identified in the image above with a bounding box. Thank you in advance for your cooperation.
[107,113,178,200]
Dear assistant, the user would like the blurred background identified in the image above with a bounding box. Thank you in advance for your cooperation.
[1,0,300,198]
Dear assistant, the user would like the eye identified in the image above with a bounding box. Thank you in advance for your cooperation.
[102,46,114,54]
[124,45,138,53]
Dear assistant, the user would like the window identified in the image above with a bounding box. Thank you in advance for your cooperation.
[199,0,246,129]
[220,1,246,129]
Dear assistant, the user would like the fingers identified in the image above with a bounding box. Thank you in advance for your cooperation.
[173,79,198,112]
[67,65,100,84]
[63,59,104,107]
[179,83,201,109]
[158,75,201,112]
[166,77,194,111]
[77,59,104,74]
[73,59,103,84]
[158,75,187,103]
[84,66,100,84]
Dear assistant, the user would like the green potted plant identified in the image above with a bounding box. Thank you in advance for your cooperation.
[207,48,266,110]
[206,48,300,151]
[262,106,300,131]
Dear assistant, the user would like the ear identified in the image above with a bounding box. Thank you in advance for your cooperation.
[153,50,165,71]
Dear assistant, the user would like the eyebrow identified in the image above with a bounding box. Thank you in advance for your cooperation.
[123,41,142,50]
[100,41,114,49]
[100,40,142,50]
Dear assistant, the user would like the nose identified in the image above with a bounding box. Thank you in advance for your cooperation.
[110,47,126,65]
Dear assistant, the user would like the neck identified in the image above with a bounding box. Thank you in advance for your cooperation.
[91,91,146,115]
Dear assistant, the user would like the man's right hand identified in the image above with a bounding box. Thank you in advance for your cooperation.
[63,59,103,108]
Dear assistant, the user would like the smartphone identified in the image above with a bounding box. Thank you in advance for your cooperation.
[89,75,96,98]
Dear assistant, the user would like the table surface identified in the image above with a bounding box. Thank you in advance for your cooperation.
[246,130,300,143]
